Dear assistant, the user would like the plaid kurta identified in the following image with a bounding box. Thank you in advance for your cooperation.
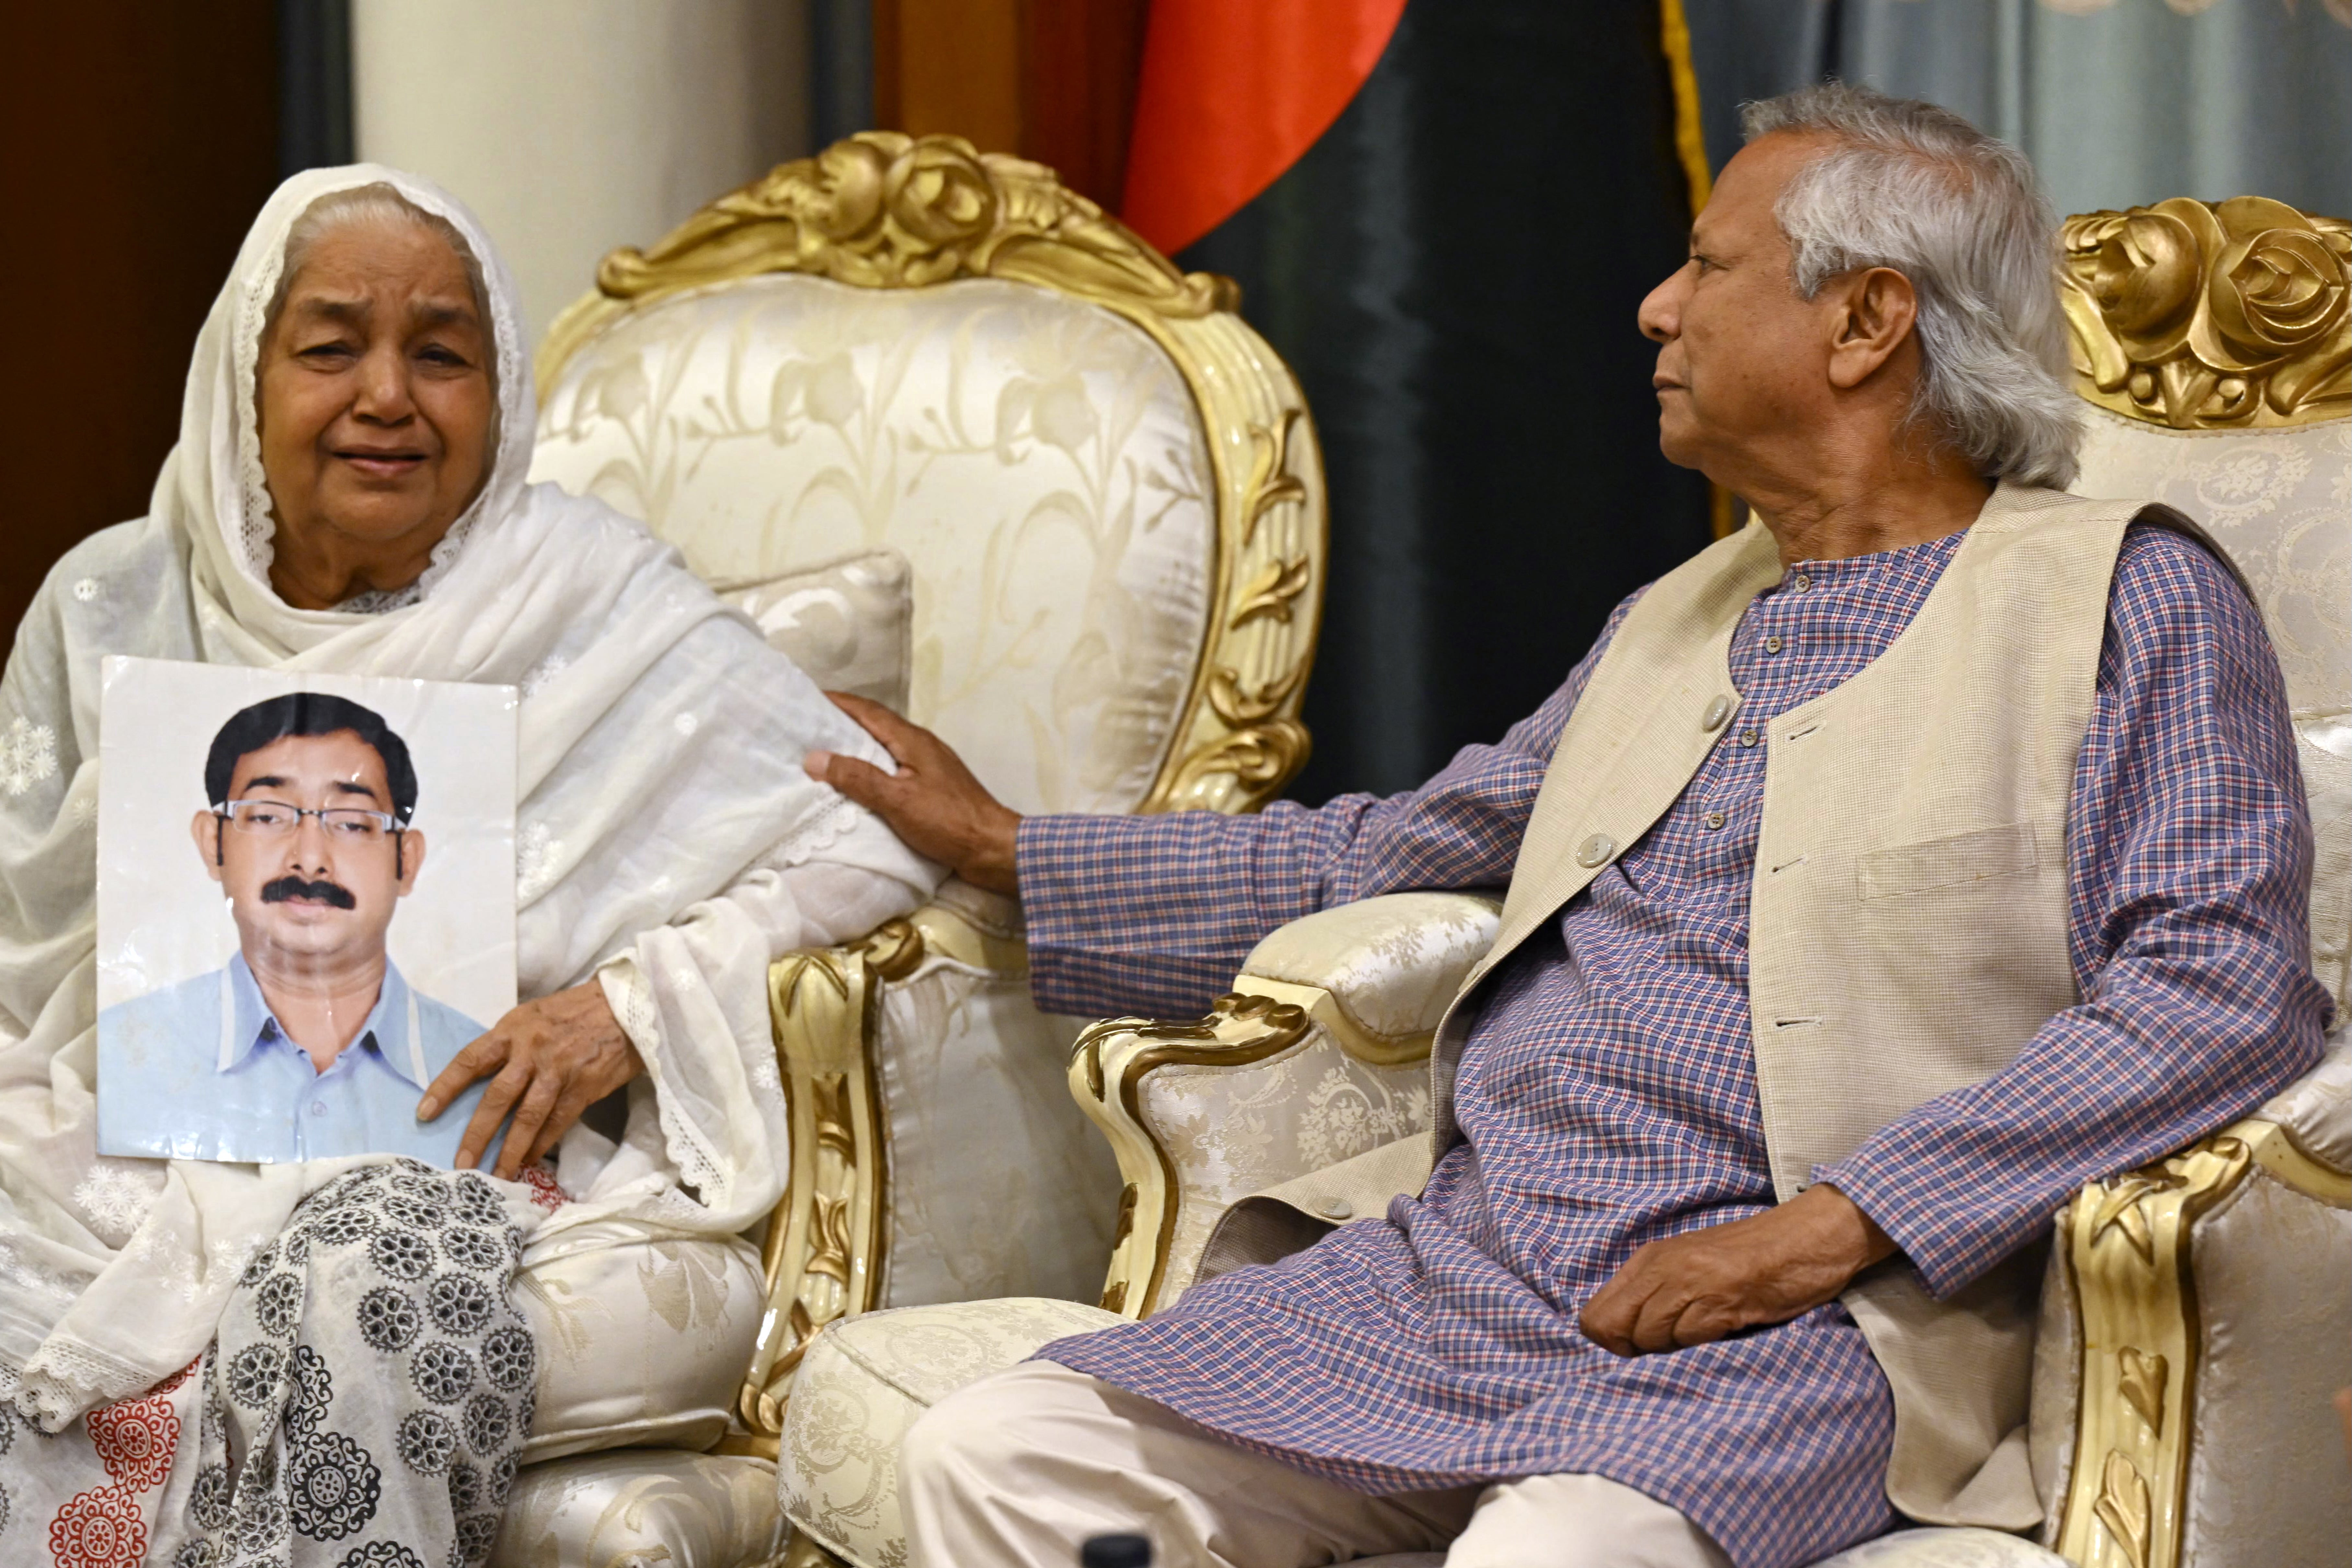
[1017,525,2329,1568]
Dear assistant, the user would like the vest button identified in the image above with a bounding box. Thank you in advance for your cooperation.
[1702,695,1732,731]
[1318,1197,1353,1220]
[1576,833,1615,868]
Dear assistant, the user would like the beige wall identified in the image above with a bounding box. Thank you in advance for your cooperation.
[354,0,810,348]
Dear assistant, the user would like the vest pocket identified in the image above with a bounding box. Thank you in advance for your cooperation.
[1857,821,2043,902]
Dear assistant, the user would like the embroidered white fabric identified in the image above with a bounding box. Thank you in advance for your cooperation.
[0,165,942,1427]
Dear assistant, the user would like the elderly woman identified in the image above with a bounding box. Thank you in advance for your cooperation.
[0,168,938,1565]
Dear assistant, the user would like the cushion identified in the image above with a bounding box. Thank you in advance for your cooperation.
[719,545,913,713]
[493,1448,782,1568]
[515,1227,765,1462]
[869,892,1122,1310]
[532,274,1219,815]
[778,1298,1123,1568]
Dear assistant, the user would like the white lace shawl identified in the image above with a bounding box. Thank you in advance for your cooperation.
[0,166,942,1425]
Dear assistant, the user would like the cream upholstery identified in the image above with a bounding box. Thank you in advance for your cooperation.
[1236,890,1504,1040]
[2174,1119,2352,1567]
[2258,1033,2352,1170]
[2070,410,2350,1004]
[512,132,1325,1565]
[777,1299,1122,1568]
[865,888,1120,1309]
[725,546,914,713]
[515,1227,766,1462]
[531,273,1217,815]
[495,1448,786,1568]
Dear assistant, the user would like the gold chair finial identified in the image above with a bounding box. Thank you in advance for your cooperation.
[2061,196,2350,429]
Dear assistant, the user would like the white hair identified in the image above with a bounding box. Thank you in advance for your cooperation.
[263,183,492,358]
[1741,83,2080,488]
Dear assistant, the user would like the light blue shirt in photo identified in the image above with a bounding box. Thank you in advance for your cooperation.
[97,953,500,1167]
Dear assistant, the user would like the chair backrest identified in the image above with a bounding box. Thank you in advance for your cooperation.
[528,132,1326,818]
[2060,197,2350,1006]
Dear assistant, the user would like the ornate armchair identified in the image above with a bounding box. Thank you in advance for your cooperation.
[493,133,1326,1564]
[776,199,2350,1568]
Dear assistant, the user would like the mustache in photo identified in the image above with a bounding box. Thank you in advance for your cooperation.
[260,875,357,910]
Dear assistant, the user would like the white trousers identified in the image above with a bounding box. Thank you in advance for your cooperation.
[900,1360,1733,1568]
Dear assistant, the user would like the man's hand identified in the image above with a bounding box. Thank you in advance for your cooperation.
[804,692,1022,896]
[418,981,643,1179]
[1579,1184,1896,1356]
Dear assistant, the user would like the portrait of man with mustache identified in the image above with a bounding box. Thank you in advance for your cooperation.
[97,691,498,1165]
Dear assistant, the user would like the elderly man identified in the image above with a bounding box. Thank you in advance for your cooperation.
[810,85,2328,1568]
[98,692,497,1165]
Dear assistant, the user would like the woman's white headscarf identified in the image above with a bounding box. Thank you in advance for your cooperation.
[0,166,937,1425]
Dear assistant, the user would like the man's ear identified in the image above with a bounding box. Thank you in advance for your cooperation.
[1825,266,1920,391]
[394,829,426,895]
[190,811,226,882]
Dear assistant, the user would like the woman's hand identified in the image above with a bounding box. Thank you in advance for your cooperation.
[418,980,643,1179]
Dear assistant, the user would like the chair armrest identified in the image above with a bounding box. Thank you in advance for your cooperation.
[1068,893,1499,1320]
[2042,1043,2352,1568]
[725,886,1028,1458]
[1227,891,1502,1061]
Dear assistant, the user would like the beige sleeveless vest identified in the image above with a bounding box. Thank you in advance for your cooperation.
[1439,482,2177,1527]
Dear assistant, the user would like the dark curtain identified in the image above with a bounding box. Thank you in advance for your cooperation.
[0,4,283,641]
[1180,2,1712,805]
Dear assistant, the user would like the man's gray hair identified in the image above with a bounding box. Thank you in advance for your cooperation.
[1741,83,2080,488]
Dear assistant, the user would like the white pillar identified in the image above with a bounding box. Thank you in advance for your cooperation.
[353,0,811,348]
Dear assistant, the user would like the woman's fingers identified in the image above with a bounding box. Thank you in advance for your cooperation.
[418,1032,506,1122]
[453,1055,531,1171]
[521,1079,599,1171]
[493,1068,565,1181]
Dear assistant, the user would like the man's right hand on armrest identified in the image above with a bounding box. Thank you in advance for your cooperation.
[805,692,1022,896]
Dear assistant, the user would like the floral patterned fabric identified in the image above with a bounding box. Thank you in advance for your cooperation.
[2,1162,533,1568]
[492,1448,783,1568]
[530,274,1219,817]
[777,1298,1122,1568]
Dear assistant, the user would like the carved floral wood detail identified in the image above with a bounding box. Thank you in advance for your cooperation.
[2054,1129,2255,1568]
[2061,196,2350,429]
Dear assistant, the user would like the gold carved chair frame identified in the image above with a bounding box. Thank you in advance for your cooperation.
[531,132,1328,1458]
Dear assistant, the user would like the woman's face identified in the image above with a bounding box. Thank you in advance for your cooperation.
[256,219,493,607]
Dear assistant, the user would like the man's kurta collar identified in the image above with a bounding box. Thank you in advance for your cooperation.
[218,952,430,1087]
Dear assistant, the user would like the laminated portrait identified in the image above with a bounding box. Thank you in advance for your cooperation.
[95,656,518,1166]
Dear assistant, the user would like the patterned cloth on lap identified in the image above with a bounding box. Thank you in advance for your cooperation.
[1017,525,2327,1568]
[9,1161,533,1568]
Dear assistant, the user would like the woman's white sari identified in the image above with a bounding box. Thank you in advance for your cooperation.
[0,166,939,1429]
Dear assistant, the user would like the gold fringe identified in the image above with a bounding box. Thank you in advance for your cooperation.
[1659,0,1713,218]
